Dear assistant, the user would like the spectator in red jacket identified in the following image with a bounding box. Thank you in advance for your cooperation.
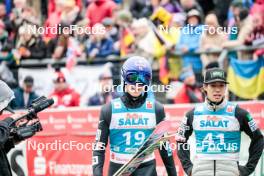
[251,0,264,18]
[49,72,80,108]
[44,0,63,41]
[86,0,117,27]
[48,0,82,18]
[173,67,203,104]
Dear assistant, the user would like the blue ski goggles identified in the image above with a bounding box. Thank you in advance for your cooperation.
[124,71,151,85]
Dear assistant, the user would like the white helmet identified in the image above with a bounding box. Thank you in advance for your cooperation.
[0,80,15,113]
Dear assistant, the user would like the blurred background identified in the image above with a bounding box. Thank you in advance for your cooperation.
[0,0,263,108]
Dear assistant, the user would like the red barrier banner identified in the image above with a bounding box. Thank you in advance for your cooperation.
[3,101,264,176]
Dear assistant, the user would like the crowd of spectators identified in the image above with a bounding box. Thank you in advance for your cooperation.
[0,0,263,108]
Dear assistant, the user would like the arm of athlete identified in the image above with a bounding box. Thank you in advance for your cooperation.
[236,106,264,176]
[92,103,111,176]
[155,101,178,176]
[176,109,194,176]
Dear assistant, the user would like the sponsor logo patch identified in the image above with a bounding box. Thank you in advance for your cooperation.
[226,105,234,113]
[95,129,101,141]
[248,120,257,132]
[114,102,121,109]
[146,101,153,109]
[111,152,115,159]
[92,156,98,165]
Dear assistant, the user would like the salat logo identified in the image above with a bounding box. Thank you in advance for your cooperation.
[200,116,229,128]
[118,113,149,126]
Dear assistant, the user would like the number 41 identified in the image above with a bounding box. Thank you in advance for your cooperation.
[203,133,224,144]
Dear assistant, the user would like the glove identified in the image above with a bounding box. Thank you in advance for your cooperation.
[11,121,42,143]
[186,166,193,176]
[238,165,250,176]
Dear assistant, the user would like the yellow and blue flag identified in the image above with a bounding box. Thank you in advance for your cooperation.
[227,57,264,99]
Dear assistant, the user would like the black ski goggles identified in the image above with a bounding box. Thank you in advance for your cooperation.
[124,71,151,85]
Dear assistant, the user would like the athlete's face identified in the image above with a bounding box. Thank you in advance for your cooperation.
[125,84,145,97]
[203,82,227,102]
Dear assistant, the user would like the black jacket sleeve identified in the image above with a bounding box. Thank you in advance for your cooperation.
[155,101,177,176]
[92,103,111,176]
[186,87,201,103]
[235,106,264,176]
[28,39,47,59]
[0,117,14,149]
[177,109,194,176]
[4,139,15,153]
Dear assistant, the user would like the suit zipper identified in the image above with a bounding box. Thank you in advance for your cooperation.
[214,160,216,176]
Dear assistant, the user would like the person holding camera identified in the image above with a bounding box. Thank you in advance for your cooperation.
[0,79,40,176]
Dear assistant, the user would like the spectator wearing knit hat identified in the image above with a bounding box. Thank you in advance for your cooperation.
[49,72,80,108]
